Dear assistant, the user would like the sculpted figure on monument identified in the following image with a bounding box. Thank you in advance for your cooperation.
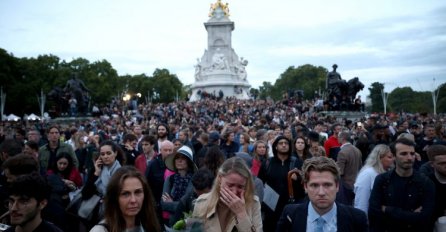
[194,58,202,81]
[326,64,347,99]
[237,57,248,80]
[211,49,229,71]
[325,64,365,111]
[209,0,230,17]
[64,72,90,114]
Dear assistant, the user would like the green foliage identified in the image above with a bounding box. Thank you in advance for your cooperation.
[254,64,327,100]
[249,88,259,99]
[258,81,273,100]
[273,64,327,100]
[0,48,184,116]
[368,82,385,113]
[388,87,430,113]
[368,82,446,114]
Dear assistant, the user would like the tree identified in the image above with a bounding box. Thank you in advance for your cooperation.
[258,81,273,100]
[249,88,259,99]
[368,82,385,113]
[272,64,327,100]
[151,69,183,103]
[388,87,430,113]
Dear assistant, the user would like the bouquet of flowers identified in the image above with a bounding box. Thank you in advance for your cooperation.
[165,212,204,232]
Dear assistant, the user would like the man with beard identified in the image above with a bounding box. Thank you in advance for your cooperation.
[154,124,169,153]
[369,138,435,232]
[258,136,301,232]
[5,173,62,232]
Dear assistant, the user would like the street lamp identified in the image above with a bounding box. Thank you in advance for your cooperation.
[122,93,131,102]
[432,78,441,116]
[37,89,46,120]
[380,85,389,114]
[0,87,6,121]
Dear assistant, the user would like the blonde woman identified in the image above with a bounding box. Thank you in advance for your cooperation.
[353,144,394,214]
[193,157,262,232]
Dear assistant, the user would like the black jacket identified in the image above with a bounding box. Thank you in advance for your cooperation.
[276,202,368,232]
[368,169,435,232]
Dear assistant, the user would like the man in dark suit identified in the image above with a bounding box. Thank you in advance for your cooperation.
[276,156,368,232]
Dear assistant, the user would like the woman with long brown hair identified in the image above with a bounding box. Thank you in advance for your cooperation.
[90,166,161,232]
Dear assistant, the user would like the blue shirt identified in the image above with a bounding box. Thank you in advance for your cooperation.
[307,202,337,232]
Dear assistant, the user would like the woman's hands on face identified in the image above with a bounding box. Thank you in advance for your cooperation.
[220,186,248,219]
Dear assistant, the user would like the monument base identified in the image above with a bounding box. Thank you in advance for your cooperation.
[189,81,250,101]
[318,111,367,122]
[51,116,94,125]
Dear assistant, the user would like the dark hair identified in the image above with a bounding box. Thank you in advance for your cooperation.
[25,140,39,151]
[52,152,75,177]
[192,169,214,191]
[123,133,137,143]
[157,123,169,134]
[9,172,51,202]
[142,135,157,145]
[203,145,225,177]
[292,136,309,160]
[46,125,60,134]
[0,139,23,157]
[427,144,446,161]
[100,140,126,165]
[390,138,416,155]
[2,153,39,176]
[104,166,160,232]
[223,129,234,140]
[172,138,184,146]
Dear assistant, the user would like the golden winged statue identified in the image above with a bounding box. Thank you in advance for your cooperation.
[208,0,230,17]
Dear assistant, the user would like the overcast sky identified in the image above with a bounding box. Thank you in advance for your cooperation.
[1,0,445,99]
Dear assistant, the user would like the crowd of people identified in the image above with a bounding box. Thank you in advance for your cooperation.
[0,96,446,232]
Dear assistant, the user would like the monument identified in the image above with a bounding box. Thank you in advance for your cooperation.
[189,0,251,101]
[48,72,91,117]
[320,64,366,121]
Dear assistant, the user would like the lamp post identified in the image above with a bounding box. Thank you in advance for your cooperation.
[380,85,389,114]
[37,89,46,120]
[432,78,441,116]
[0,87,5,121]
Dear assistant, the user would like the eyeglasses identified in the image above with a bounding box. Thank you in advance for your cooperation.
[8,198,31,209]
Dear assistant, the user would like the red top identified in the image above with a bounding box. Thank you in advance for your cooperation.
[47,167,83,187]
[251,159,261,177]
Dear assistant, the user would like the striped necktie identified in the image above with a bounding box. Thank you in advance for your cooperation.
[315,217,325,232]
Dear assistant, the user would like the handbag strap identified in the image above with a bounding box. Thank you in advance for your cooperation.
[98,223,109,231]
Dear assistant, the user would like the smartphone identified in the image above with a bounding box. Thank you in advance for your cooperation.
[92,151,99,161]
